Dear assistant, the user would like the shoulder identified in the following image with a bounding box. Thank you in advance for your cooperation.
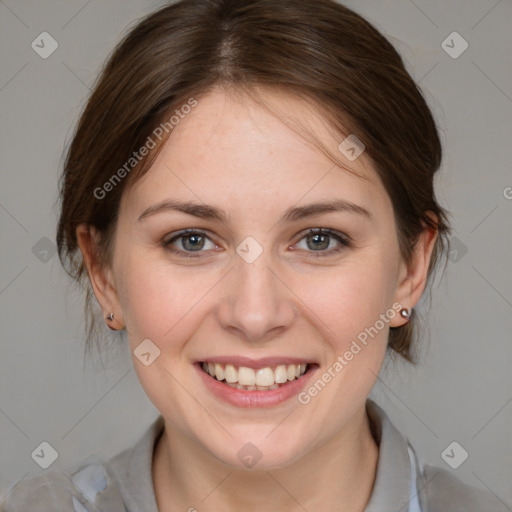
[0,460,126,512]
[1,470,76,511]
[418,463,511,512]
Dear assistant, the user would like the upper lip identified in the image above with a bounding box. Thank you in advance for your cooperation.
[197,356,316,369]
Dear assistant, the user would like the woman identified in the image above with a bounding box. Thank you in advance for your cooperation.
[1,0,509,510]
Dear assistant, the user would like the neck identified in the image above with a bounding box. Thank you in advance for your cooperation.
[152,404,379,512]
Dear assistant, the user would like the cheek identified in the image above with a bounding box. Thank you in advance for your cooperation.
[291,256,397,343]
[117,266,170,336]
[116,248,177,320]
[291,262,393,421]
[116,251,220,354]
[115,256,206,425]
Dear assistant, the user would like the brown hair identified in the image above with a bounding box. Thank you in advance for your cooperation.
[56,0,450,363]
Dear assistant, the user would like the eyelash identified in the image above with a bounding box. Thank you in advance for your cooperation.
[162,228,351,259]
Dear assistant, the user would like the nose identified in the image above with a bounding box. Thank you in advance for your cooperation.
[217,247,296,343]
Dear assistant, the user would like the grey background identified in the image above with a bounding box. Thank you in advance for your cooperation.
[1,0,511,505]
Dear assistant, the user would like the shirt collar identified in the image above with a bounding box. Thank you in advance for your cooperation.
[106,399,413,512]
[106,414,164,512]
[364,399,413,511]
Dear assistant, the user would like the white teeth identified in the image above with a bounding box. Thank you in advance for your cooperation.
[215,363,225,381]
[202,361,309,389]
[225,364,237,383]
[274,365,288,383]
[255,367,275,387]
[238,366,256,386]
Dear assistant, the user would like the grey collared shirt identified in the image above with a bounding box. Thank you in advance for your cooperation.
[2,399,510,511]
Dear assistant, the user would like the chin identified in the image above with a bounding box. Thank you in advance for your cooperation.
[204,431,311,471]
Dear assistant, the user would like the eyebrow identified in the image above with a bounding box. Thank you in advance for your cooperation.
[137,198,372,224]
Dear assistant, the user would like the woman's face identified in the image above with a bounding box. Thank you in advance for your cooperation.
[98,87,423,468]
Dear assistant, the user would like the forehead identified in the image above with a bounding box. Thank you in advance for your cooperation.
[122,86,388,219]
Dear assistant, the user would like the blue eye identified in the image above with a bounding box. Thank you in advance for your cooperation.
[294,228,351,256]
[163,229,214,257]
[163,228,351,258]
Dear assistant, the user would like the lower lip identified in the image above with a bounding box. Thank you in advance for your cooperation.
[194,363,318,408]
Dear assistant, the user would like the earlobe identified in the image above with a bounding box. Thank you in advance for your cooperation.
[76,224,125,330]
[105,312,123,331]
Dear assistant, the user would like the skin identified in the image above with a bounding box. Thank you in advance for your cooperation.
[77,86,437,512]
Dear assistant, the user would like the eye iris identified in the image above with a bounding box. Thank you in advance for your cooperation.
[182,234,204,251]
[307,233,329,250]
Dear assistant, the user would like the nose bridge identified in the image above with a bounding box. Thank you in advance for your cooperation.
[217,238,295,342]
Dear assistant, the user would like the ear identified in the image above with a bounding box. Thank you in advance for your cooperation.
[390,215,438,327]
[76,223,125,330]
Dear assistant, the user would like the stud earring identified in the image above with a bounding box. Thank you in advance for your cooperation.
[400,308,410,319]
[106,312,125,331]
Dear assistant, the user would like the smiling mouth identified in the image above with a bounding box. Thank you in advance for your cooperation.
[200,361,312,391]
